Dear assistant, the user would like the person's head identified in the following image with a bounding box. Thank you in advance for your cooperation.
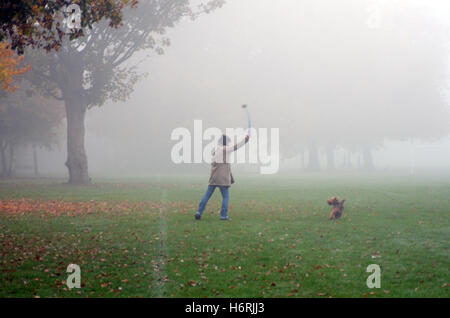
[221,134,231,146]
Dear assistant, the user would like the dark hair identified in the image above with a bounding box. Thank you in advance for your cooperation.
[221,135,230,146]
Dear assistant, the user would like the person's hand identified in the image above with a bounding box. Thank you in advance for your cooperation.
[245,134,250,142]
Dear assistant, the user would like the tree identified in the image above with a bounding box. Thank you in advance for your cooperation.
[0,0,138,54]
[0,42,30,92]
[0,82,64,177]
[0,41,32,177]
[27,0,224,184]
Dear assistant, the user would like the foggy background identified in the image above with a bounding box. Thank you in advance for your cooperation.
[14,0,450,177]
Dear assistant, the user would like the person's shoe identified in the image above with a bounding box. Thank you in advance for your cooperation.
[220,217,231,221]
[195,213,201,220]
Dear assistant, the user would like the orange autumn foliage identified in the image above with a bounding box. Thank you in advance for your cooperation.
[0,42,30,92]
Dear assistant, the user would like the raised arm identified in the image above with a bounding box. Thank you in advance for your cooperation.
[224,135,250,152]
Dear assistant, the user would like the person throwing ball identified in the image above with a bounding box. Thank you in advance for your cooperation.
[195,133,250,221]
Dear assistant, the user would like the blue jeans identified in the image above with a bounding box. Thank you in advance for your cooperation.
[197,185,230,219]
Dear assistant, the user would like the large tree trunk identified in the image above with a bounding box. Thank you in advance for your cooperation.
[65,99,90,184]
[57,48,91,185]
[307,141,320,171]
[362,145,374,170]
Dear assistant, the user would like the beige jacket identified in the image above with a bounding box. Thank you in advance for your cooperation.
[208,136,249,186]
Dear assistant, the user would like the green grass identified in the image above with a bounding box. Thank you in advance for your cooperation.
[0,174,449,297]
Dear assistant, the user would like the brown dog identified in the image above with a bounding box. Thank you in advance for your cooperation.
[327,196,345,220]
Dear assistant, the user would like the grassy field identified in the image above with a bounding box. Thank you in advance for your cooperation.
[0,174,449,298]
